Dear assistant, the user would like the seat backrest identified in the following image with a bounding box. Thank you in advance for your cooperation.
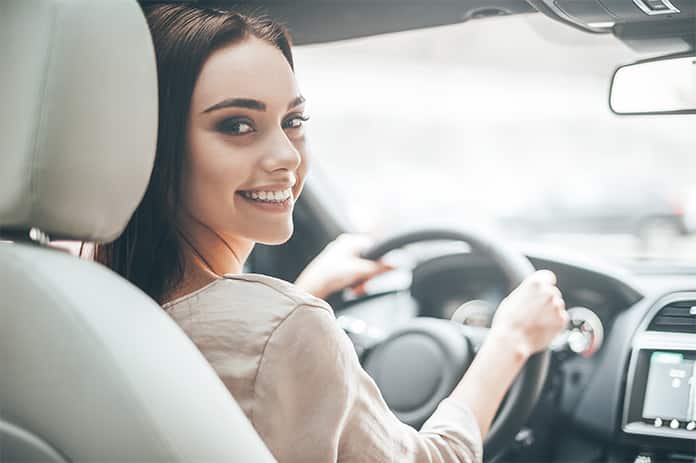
[0,1,276,461]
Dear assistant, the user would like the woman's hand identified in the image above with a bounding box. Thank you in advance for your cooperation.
[490,269,568,359]
[295,234,393,300]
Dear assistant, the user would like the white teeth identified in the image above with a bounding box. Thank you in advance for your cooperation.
[241,188,293,203]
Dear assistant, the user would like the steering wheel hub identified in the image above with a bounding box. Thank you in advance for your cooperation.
[363,318,472,427]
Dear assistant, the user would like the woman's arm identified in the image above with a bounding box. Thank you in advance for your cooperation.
[450,269,567,437]
[448,328,529,439]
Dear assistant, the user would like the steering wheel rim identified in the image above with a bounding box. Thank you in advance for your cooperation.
[361,228,550,460]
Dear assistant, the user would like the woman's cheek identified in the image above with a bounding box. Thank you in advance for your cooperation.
[294,151,309,200]
[296,138,310,176]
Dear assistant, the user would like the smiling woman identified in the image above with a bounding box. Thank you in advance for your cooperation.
[178,33,309,277]
[92,4,567,463]
[94,5,302,301]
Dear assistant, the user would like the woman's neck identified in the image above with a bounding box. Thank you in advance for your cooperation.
[181,226,252,275]
[165,212,254,303]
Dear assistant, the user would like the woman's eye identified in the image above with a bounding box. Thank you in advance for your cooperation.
[216,118,255,135]
[282,114,310,130]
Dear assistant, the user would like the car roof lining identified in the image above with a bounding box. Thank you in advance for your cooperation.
[141,1,537,45]
[140,1,694,54]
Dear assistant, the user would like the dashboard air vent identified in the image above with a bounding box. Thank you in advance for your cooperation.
[648,300,696,333]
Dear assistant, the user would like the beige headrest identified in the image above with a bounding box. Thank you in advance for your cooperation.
[0,0,158,242]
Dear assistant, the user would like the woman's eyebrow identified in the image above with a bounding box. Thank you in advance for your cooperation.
[288,95,305,110]
[202,98,266,113]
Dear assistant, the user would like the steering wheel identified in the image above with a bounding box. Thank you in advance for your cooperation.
[358,228,550,460]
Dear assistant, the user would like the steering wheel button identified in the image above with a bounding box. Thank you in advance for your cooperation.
[368,334,446,412]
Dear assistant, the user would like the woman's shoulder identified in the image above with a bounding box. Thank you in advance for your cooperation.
[222,273,330,309]
[162,273,333,330]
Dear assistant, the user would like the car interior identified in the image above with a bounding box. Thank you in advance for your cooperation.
[1,0,695,462]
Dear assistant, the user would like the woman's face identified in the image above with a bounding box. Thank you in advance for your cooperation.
[182,37,308,246]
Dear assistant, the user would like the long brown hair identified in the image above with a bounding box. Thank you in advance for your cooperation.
[95,4,294,302]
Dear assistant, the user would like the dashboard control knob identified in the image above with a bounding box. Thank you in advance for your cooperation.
[552,307,604,357]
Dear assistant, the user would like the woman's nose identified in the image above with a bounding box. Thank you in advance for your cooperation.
[261,128,302,173]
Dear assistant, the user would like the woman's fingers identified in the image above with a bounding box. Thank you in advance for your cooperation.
[528,269,557,286]
[332,233,374,256]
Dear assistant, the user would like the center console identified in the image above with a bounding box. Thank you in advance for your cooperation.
[623,294,696,443]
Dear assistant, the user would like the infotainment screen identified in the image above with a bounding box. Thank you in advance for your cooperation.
[642,351,696,426]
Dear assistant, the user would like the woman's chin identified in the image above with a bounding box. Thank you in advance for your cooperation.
[253,226,294,246]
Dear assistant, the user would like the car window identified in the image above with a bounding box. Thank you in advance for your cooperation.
[293,14,696,267]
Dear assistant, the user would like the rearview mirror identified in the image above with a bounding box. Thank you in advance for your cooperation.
[609,54,696,115]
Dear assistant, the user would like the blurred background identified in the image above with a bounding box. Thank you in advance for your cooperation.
[293,13,696,268]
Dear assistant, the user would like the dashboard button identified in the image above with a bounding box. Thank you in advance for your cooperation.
[670,419,680,429]
[687,421,696,431]
[654,417,663,427]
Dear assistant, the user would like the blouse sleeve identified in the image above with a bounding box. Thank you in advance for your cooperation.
[250,304,483,463]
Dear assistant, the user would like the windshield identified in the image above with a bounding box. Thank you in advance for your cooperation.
[293,14,696,268]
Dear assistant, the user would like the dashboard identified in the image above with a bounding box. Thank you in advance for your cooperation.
[333,249,696,463]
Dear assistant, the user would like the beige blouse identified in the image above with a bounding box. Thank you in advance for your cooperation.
[163,274,482,463]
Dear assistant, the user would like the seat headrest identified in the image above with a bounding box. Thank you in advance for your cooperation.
[0,0,158,242]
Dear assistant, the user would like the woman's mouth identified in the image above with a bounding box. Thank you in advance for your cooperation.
[239,188,292,203]
[236,188,294,212]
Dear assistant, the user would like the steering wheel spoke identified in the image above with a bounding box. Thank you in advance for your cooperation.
[459,324,490,353]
